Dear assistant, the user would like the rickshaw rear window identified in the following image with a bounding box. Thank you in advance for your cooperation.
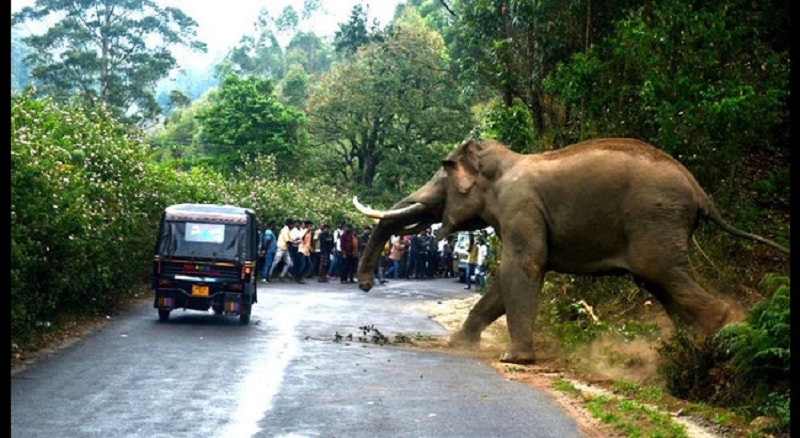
[185,222,225,243]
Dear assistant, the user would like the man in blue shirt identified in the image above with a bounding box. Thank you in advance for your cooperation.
[260,220,277,282]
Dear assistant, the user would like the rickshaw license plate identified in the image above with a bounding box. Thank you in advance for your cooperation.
[192,285,209,296]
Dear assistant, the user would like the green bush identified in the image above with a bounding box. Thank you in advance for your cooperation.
[656,330,723,401]
[657,274,790,432]
[12,92,163,345]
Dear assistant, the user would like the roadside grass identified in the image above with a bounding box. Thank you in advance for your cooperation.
[585,394,688,438]
[550,376,778,438]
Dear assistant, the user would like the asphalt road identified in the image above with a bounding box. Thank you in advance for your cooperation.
[11,277,586,438]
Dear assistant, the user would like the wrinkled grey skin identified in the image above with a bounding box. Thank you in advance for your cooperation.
[356,138,789,364]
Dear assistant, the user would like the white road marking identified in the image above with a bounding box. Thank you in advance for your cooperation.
[217,297,312,438]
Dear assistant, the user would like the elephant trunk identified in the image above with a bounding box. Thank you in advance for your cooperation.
[353,183,446,292]
[357,220,394,292]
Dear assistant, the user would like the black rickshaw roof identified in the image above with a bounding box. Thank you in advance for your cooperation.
[163,203,254,225]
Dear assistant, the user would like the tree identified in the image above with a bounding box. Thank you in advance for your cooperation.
[285,31,333,76]
[226,29,285,79]
[278,63,311,110]
[197,74,306,175]
[12,0,207,127]
[147,95,211,167]
[448,0,635,142]
[307,9,472,192]
[11,30,32,93]
[333,4,385,56]
[401,0,455,37]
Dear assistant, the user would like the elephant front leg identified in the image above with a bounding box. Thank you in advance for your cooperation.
[498,260,544,365]
[449,280,505,348]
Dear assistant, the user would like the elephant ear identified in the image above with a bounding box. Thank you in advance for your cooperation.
[443,139,481,194]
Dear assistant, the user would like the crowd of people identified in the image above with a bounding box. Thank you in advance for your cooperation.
[256,218,490,289]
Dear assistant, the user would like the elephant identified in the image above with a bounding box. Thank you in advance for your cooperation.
[353,138,789,364]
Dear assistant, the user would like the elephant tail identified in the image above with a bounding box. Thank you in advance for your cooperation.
[701,199,790,256]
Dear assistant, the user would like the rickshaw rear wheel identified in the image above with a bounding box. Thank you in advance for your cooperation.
[158,309,170,322]
[239,303,252,325]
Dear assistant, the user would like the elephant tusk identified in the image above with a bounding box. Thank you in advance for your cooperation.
[352,196,426,219]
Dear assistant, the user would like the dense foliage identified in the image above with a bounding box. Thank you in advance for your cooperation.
[543,0,789,191]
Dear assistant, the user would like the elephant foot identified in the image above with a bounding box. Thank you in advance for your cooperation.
[695,300,741,335]
[447,330,481,349]
[358,282,373,293]
[499,350,536,365]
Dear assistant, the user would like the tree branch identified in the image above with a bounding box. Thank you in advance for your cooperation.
[439,0,455,17]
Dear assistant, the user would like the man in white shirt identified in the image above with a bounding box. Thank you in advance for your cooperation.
[475,237,489,292]
[326,221,344,279]
[289,219,304,278]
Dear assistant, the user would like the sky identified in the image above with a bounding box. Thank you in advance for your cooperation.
[11,0,403,69]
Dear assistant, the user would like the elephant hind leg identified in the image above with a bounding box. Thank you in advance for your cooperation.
[635,269,732,335]
[450,279,505,348]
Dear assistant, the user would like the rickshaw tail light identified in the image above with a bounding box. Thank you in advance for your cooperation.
[225,300,240,313]
[157,278,173,287]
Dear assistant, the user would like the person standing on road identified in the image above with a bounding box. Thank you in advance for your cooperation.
[407,232,421,279]
[316,224,333,282]
[475,237,489,293]
[339,224,357,284]
[437,237,451,278]
[310,225,321,279]
[416,230,430,279]
[289,219,304,279]
[327,221,344,279]
[385,235,405,280]
[294,220,313,284]
[349,226,361,283]
[269,218,295,282]
[426,230,439,278]
[260,220,277,282]
[375,238,390,285]
[464,234,478,290]
[358,226,371,259]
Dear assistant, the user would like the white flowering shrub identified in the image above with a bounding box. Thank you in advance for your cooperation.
[11,92,163,342]
[11,92,368,346]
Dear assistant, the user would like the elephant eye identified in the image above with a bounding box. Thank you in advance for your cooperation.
[442,159,456,168]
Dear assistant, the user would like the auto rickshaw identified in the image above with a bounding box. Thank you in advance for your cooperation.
[152,203,259,324]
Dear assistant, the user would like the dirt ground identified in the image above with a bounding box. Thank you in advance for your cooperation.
[412,294,725,438]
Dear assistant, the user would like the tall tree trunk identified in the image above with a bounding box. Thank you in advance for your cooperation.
[585,0,592,49]
[526,94,544,136]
